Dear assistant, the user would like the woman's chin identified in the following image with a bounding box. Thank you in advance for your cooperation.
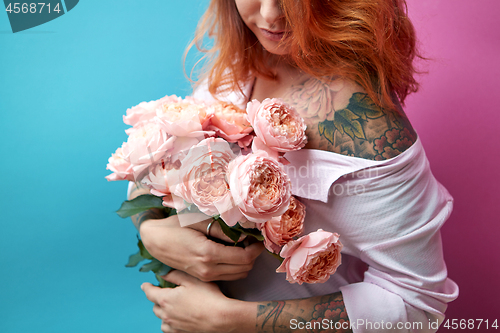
[258,39,291,56]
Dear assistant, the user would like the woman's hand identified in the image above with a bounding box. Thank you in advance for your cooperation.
[140,214,264,281]
[142,271,255,333]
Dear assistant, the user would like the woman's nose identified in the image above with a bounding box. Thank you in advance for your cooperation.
[260,0,284,27]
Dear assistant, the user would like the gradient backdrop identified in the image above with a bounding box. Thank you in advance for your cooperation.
[0,1,498,332]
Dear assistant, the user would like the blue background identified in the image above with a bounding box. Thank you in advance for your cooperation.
[0,1,208,332]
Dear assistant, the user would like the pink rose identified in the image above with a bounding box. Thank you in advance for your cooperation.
[259,196,306,254]
[105,146,134,181]
[276,229,343,285]
[173,138,242,223]
[123,95,182,126]
[122,122,176,180]
[141,157,182,208]
[141,157,181,197]
[238,217,257,230]
[227,150,291,224]
[246,98,307,153]
[156,101,212,138]
[205,102,254,148]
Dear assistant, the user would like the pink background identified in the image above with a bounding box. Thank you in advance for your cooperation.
[405,0,500,325]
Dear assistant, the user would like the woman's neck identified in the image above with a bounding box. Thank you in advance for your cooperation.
[250,55,306,102]
[267,54,302,81]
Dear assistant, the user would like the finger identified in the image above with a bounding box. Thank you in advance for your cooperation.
[161,322,188,333]
[153,304,163,319]
[162,269,197,286]
[161,322,173,333]
[187,218,245,243]
[141,282,162,303]
[244,241,265,257]
[182,215,213,234]
[212,262,255,275]
[211,240,265,265]
[214,271,252,281]
[209,221,247,243]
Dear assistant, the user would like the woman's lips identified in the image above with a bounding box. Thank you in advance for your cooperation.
[260,28,289,42]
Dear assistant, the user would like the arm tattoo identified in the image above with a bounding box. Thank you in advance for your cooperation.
[131,208,166,231]
[258,301,286,330]
[256,292,353,333]
[283,77,417,160]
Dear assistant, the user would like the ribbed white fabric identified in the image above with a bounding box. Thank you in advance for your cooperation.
[192,82,459,333]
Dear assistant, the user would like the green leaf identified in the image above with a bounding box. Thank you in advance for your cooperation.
[318,120,336,145]
[139,259,163,273]
[156,264,173,276]
[138,240,153,260]
[333,108,366,140]
[116,194,165,218]
[347,93,385,120]
[166,207,177,217]
[125,250,145,268]
[217,218,242,244]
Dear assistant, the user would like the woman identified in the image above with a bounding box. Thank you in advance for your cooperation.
[131,0,459,332]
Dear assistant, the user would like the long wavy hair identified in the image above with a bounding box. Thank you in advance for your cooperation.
[186,0,422,109]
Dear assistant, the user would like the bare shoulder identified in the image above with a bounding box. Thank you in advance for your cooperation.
[283,77,417,161]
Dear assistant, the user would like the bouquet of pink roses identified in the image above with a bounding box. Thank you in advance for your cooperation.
[106,95,343,286]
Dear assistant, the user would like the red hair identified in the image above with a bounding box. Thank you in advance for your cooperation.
[186,0,421,109]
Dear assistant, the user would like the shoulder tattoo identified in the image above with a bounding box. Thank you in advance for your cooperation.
[284,78,417,161]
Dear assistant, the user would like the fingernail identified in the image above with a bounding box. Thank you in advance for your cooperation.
[140,284,145,291]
